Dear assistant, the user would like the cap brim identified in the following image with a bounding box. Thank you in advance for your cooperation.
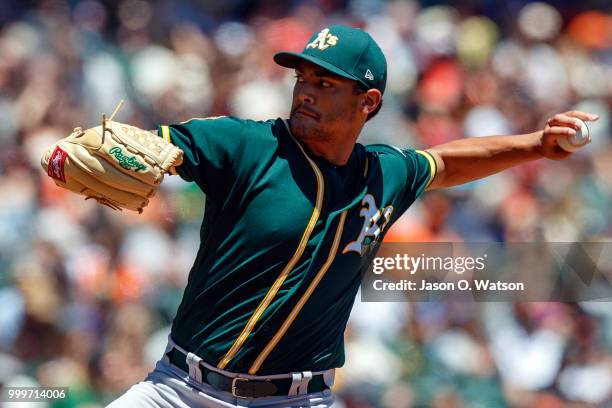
[274,52,362,84]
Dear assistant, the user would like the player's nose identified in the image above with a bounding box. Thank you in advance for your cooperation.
[296,84,315,105]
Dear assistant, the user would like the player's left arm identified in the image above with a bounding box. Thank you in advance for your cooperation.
[424,110,599,190]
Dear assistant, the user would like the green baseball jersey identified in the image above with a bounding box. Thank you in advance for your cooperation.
[158,117,435,375]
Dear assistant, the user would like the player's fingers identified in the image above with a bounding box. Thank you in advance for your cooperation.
[563,110,599,122]
[544,125,577,137]
[546,114,584,130]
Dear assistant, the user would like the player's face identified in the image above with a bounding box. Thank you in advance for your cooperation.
[289,61,363,142]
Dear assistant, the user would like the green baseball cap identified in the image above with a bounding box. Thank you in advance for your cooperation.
[274,25,387,94]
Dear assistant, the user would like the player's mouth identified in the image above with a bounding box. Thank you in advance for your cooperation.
[293,107,320,121]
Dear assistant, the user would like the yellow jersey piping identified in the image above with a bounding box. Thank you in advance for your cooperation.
[415,150,437,188]
[217,122,324,370]
[249,210,347,374]
[161,125,171,143]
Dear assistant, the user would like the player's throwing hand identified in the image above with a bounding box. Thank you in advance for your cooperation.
[537,110,599,160]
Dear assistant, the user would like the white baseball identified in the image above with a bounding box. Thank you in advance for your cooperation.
[557,119,591,152]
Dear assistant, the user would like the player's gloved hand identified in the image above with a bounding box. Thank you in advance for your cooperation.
[537,110,599,160]
[41,104,183,213]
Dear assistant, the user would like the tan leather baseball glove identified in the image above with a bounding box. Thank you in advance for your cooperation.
[41,106,183,213]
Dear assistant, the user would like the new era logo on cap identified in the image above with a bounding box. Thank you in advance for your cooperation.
[365,69,374,80]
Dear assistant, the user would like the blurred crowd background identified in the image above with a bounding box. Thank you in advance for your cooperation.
[0,0,611,406]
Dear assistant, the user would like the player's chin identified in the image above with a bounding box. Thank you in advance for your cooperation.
[290,116,320,139]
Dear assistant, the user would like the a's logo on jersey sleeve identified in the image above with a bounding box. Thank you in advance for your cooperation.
[343,194,393,256]
[306,28,339,51]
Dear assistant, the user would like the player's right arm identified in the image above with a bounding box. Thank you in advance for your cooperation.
[423,110,599,190]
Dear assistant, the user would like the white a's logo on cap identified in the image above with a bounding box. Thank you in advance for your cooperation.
[365,69,374,80]
[306,28,338,50]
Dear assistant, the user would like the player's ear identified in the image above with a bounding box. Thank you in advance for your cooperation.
[362,89,382,115]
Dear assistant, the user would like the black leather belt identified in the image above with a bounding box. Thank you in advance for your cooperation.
[166,348,329,398]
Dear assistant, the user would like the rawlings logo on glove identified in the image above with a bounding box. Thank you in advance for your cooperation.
[41,101,183,213]
[48,146,68,182]
[108,147,147,172]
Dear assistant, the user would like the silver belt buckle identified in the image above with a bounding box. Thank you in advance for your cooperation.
[231,377,248,398]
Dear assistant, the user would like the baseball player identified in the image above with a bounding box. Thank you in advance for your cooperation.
[42,25,597,407]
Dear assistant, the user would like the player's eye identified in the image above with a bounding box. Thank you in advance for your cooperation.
[294,74,304,83]
[320,80,332,88]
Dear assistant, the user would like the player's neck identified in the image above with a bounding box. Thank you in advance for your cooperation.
[303,138,355,166]
[286,119,362,166]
